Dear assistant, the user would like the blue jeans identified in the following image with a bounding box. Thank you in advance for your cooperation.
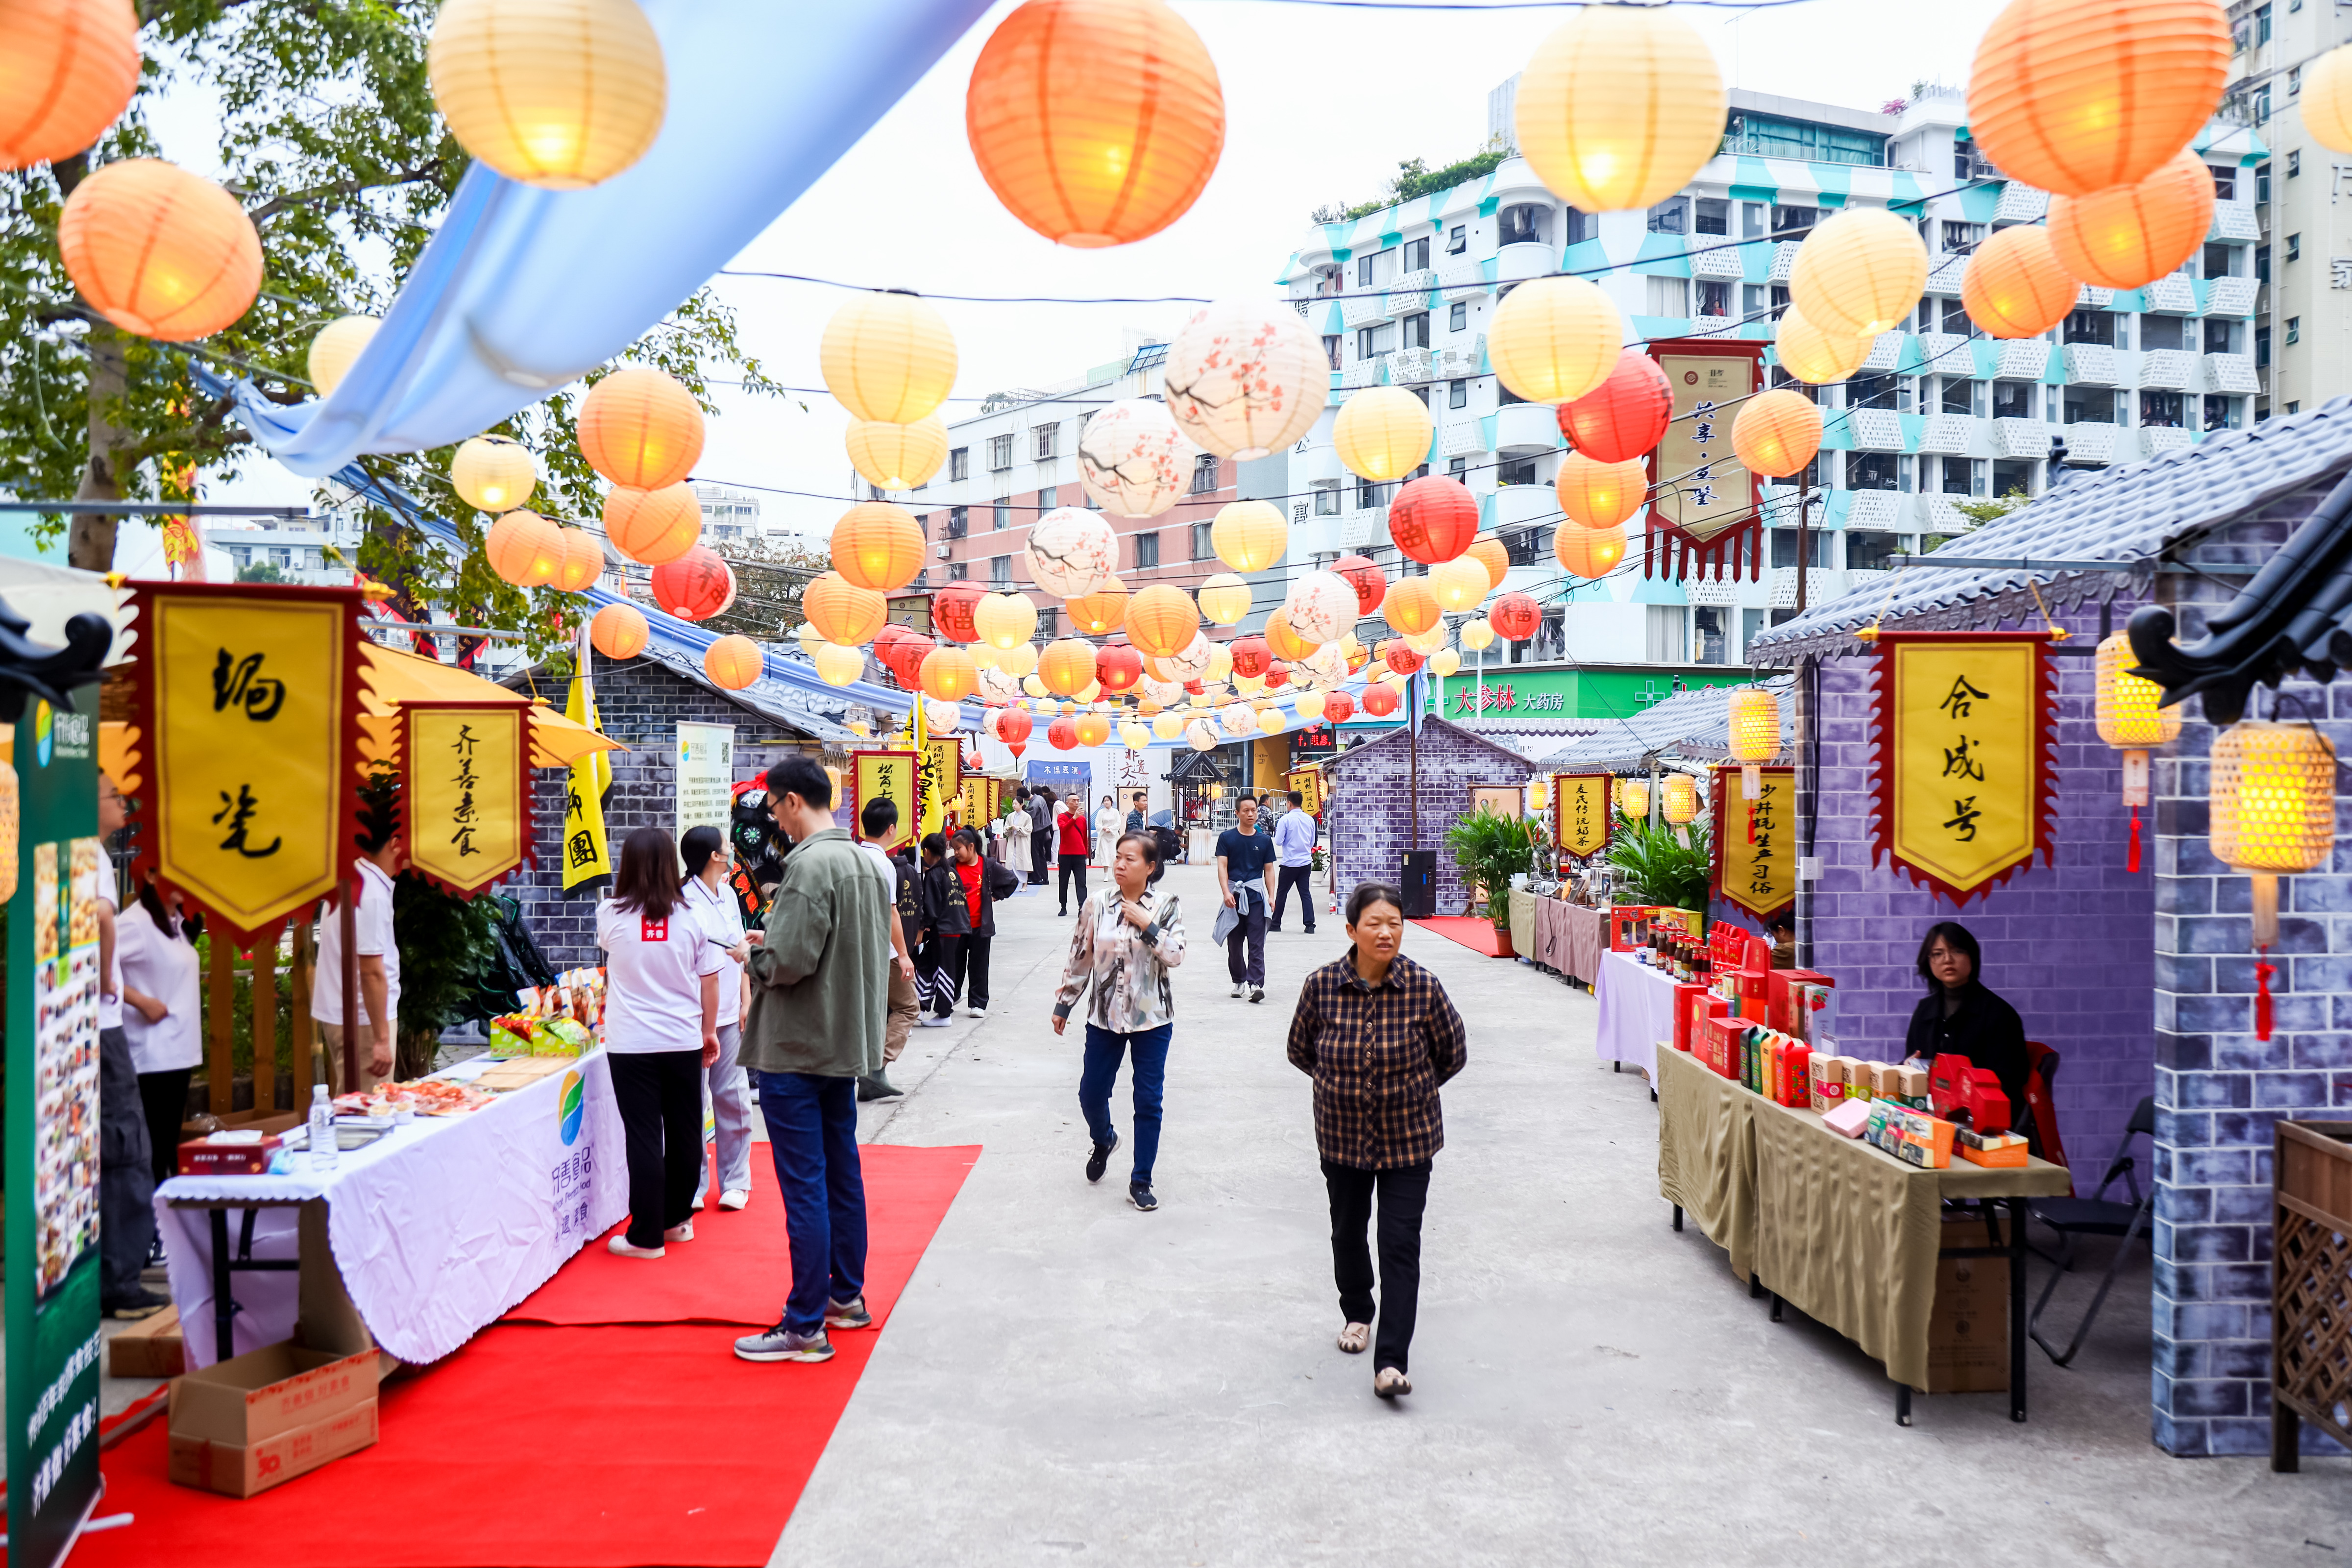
[754,1071,867,1336]
[1077,1023,1171,1186]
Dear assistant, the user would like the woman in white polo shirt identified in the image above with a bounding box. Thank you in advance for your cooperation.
[597,827,727,1260]
[679,825,753,1213]
[120,882,203,1189]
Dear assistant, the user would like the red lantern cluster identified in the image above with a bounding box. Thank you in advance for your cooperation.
[1331,552,1388,614]
[650,546,734,622]
[997,706,1033,757]
[1387,477,1478,565]
[1322,689,1356,725]
[1360,683,1400,718]
[1097,642,1144,693]
[1227,636,1271,679]
[1559,349,1671,463]
[1490,591,1542,642]
[933,583,984,642]
[1047,716,1079,751]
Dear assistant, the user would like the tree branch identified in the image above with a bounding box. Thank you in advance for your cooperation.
[243,157,449,226]
[116,393,247,466]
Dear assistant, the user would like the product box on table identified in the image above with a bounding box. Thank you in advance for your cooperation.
[177,1131,283,1177]
[1925,1213,2010,1394]
[110,1303,186,1379]
[1697,1015,1744,1080]
[1721,968,1770,1023]
[1767,969,1830,1035]
[1608,906,1660,952]
[1672,984,1718,1054]
[1809,1053,1848,1115]
[1956,1129,2029,1169]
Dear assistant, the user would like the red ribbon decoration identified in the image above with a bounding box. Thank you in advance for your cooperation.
[2127,806,2142,874]
[2255,949,2277,1043]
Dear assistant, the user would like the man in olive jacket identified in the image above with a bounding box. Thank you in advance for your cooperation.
[734,756,889,1365]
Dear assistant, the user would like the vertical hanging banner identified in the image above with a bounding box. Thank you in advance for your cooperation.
[1711,764,1797,920]
[850,750,918,852]
[125,584,364,941]
[1646,338,1764,582]
[675,722,735,849]
[918,735,961,840]
[7,689,101,1568]
[562,672,612,893]
[1869,631,2058,904]
[1550,772,1614,858]
[403,704,532,896]
[1287,765,1324,816]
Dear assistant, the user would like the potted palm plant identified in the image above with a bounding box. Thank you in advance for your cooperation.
[1443,806,1544,957]
[1605,816,1713,917]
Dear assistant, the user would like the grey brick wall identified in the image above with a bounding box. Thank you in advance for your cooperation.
[1323,719,1532,915]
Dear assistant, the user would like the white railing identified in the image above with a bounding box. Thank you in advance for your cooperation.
[2209,203,2259,243]
[1440,420,1487,458]
[1994,183,2050,223]
[2073,283,2116,310]
[1491,484,1557,530]
[1438,259,1489,301]
[1846,407,1905,450]
[1993,417,2051,458]
[1340,293,1386,330]
[1917,414,1974,454]
[1339,356,1387,389]
[1995,338,2052,380]
[1690,244,1746,281]
[1434,335,1485,379]
[2137,348,2199,391]
[2205,352,2260,394]
[1861,331,1906,371]
[1385,269,1439,318]
[1769,242,1801,283]
[1388,346,1437,385]
[2062,343,2118,385]
[1769,567,1843,608]
[1926,255,1970,295]
[1915,330,1974,370]
[1845,490,1909,531]
[1493,401,1561,453]
[2142,273,2198,315]
[1920,495,1973,535]
[1494,242,1557,283]
[2058,421,2118,464]
[1336,508,1383,548]
[2144,427,2193,456]
[2204,275,2259,317]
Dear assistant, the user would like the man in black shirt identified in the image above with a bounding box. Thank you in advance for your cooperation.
[1125,790,1148,836]
[1216,795,1278,1002]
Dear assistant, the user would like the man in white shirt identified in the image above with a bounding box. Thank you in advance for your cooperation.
[312,794,405,1092]
[1270,789,1320,935]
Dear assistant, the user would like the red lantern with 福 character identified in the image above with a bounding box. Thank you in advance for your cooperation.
[1331,552,1388,614]
[1263,661,1290,689]
[1558,348,1671,463]
[1048,716,1079,751]
[1387,477,1478,565]
[933,582,984,642]
[1322,689,1356,725]
[997,707,1033,747]
[650,545,734,621]
[883,631,933,687]
[1380,639,1423,676]
[1227,636,1272,679]
[1360,682,1400,718]
[1096,642,1144,693]
[1490,591,1542,642]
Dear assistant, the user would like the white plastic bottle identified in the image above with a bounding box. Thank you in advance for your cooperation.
[309,1083,339,1172]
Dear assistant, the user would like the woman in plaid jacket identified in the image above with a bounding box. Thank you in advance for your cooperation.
[1285,881,1468,1400]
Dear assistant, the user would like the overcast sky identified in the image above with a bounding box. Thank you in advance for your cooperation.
[199,0,2009,536]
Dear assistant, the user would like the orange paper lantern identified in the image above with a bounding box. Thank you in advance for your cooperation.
[1074,712,1111,748]
[553,527,607,592]
[1554,452,1648,530]
[803,571,889,646]
[1968,0,2230,199]
[920,644,980,704]
[1962,223,2078,338]
[1731,390,1823,480]
[1065,579,1131,636]
[578,367,704,490]
[1554,522,1627,579]
[1126,582,1200,660]
[0,0,139,171]
[830,501,925,592]
[704,635,763,691]
[1789,208,1929,340]
[590,601,649,660]
[1038,637,1099,697]
[1466,537,1510,595]
[2048,150,2215,290]
[1383,576,1441,637]
[1265,606,1316,663]
[966,0,1224,248]
[602,482,702,565]
[485,509,564,587]
[57,159,262,341]
[650,545,733,622]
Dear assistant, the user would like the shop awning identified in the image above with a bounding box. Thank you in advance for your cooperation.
[357,646,626,769]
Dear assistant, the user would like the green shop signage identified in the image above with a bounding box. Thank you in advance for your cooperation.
[1424,664,1749,721]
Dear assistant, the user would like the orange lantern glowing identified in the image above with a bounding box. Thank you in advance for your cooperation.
[485,508,564,587]
[553,527,606,592]
[578,367,704,490]
[1074,712,1112,748]
[1773,302,1873,386]
[1466,537,1509,595]
[920,644,980,704]
[1264,606,1316,663]
[2047,149,2215,290]
[830,501,926,592]
[1730,390,1823,480]
[844,414,950,491]
[1967,0,2230,199]
[1487,275,1624,405]
[602,482,702,565]
[1039,638,1099,697]
[0,0,139,171]
[965,0,1225,248]
[1961,223,2077,339]
[1126,582,1200,660]
[704,635,763,691]
[803,571,888,646]
[590,601,649,660]
[1555,522,1627,579]
[821,291,958,424]
[1554,452,1647,530]
[1429,556,1490,614]
[971,590,1039,651]
[1065,578,1130,636]
[56,159,262,341]
[1383,575,1441,636]
[1789,208,1929,340]
[1360,682,1400,719]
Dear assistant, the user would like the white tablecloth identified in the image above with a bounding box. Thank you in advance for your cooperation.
[1592,950,1682,1079]
[155,1051,628,1369]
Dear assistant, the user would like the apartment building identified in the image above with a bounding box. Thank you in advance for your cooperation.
[689,481,766,545]
[2226,0,2351,420]
[1272,83,2266,669]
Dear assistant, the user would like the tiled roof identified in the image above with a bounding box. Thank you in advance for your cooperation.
[1534,674,1797,773]
[1748,397,2352,659]
[1322,714,1536,776]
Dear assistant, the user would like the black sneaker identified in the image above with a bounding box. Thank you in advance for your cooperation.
[857,1073,903,1102]
[1086,1131,1119,1184]
[105,1287,171,1321]
[1249,986,1265,1004]
[1129,1182,1158,1213]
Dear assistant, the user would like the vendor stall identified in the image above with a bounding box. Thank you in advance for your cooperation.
[1592,949,1678,1079]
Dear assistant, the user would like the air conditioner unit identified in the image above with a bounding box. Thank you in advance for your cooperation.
[934,545,952,559]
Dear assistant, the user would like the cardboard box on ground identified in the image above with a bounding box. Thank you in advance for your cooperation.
[167,1200,386,1497]
[1925,1211,2009,1396]
[110,1304,186,1379]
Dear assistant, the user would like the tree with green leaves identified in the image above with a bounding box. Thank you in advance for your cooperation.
[0,1,781,659]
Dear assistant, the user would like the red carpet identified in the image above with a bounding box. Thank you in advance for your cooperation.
[1412,915,1509,957]
[80,1144,980,1568]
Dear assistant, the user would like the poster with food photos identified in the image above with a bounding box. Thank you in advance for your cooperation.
[31,838,102,1299]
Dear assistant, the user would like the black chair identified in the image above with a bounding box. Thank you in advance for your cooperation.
[2026,1094,2156,1368]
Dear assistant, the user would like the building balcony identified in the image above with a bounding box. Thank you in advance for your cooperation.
[2057,420,2119,465]
[1494,242,1557,283]
[2143,426,2193,456]
[1439,419,1487,458]
[1340,293,1385,330]
[1388,346,1438,385]
[1769,242,1801,283]
[2209,202,2259,243]
[1915,330,1973,372]
[1438,258,1489,301]
[1494,400,1561,454]
[1685,566,1741,606]
[1920,495,1975,535]
[1690,243,1745,282]
[1917,414,1974,454]
[1434,335,1484,379]
[1286,514,1340,557]
[1336,507,1384,549]
[1925,255,1969,295]
[2136,348,2198,391]
[1845,489,1910,531]
[1768,566,1844,608]
[2142,273,2198,314]
[1995,338,2051,380]
[2073,282,2116,310]
[2062,343,2118,385]
[1490,483,1557,531]
[1993,182,2049,223]
[1385,268,1439,318]
[1992,417,2050,459]
[2204,352,2260,394]
[1339,356,1387,390]
[2204,275,2258,317]
[1845,407,1905,451]
[1861,331,1905,371]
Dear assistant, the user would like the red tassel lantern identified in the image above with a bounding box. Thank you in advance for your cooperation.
[1558,349,1671,463]
[1388,476,1478,564]
[1490,592,1542,642]
[1331,552,1388,615]
[997,707,1033,747]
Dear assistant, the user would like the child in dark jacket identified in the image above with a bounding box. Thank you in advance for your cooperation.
[920,827,1022,1018]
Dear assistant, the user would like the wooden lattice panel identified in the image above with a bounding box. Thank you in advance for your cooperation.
[2274,1205,2352,1448]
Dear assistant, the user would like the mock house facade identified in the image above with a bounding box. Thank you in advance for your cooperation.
[1318,717,1533,917]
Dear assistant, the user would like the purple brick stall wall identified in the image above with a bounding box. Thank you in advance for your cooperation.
[1322,719,1532,916]
[2148,475,2352,1459]
[1771,603,2157,1192]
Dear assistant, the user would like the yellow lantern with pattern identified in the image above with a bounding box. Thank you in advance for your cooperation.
[1661,772,1699,825]
[2209,718,2333,950]
[1617,777,1649,820]
[2094,631,2180,820]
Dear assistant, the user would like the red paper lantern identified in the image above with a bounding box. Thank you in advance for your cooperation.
[1491,591,1542,642]
[1227,636,1271,679]
[1380,639,1423,676]
[1321,689,1355,725]
[1048,716,1079,751]
[997,707,1034,746]
[1387,476,1478,565]
[1331,552,1387,614]
[1096,642,1144,693]
[933,582,985,642]
[1262,661,1290,690]
[884,632,933,687]
[650,546,734,622]
[1360,682,1400,718]
[1558,349,1671,463]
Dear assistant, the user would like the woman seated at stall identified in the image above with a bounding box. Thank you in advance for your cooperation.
[1903,920,2034,1140]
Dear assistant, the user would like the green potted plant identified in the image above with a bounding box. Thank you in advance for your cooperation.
[1605,816,1713,918]
[1443,806,1543,956]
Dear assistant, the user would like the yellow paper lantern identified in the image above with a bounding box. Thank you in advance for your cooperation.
[2210,718,2337,947]
[307,315,379,397]
[1256,707,1287,737]
[1210,499,1288,572]
[451,435,539,514]
[1429,648,1461,678]
[1024,675,1051,700]
[1458,618,1494,653]
[1727,686,1782,766]
[1528,777,1550,811]
[971,591,1040,651]
[1071,711,1110,748]
[920,644,980,704]
[2092,633,2182,750]
[1126,582,1200,660]
[1001,641,1040,679]
[2307,45,2352,153]
[1382,575,1441,636]
[1554,452,1648,531]
[1076,677,1103,705]
[1039,637,1099,697]
[1465,538,1510,597]
[578,367,704,490]
[1293,690,1326,723]
[1790,208,1928,340]
[1402,624,1447,657]
[820,290,958,424]
[1065,579,1130,636]
[1121,721,1151,750]
[589,601,648,660]
[1962,223,2078,339]
[1967,0,2230,199]
[1429,555,1491,614]
[1513,5,1725,212]
[427,0,666,189]
[553,527,606,592]
[844,414,949,491]
[794,621,825,651]
[830,501,926,593]
[1198,572,1252,626]
[602,481,701,565]
[1773,303,1873,386]
[803,571,888,646]
[1333,387,1434,482]
[0,0,140,171]
[1488,275,1623,405]
[1618,778,1650,819]
[1731,391,1823,480]
[2048,150,2214,290]
[814,641,866,686]
[485,509,563,587]
[1555,523,1627,580]
[1153,711,1186,739]
[56,159,262,341]
[704,634,763,692]
[1203,640,1235,684]
[1661,772,1699,825]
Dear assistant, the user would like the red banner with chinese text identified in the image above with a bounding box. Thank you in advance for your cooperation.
[1644,338,1765,583]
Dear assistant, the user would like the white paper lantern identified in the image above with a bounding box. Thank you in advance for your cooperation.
[1162,299,1330,461]
[924,698,961,733]
[1220,701,1260,737]
[1160,631,1216,682]
[1023,506,1120,597]
[1185,718,1220,751]
[1077,397,1193,518]
[1139,675,1187,707]
[1298,642,1351,688]
[1286,569,1359,646]
[977,662,1024,704]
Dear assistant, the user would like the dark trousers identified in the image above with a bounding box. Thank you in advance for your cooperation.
[756,1071,867,1337]
[98,1026,153,1303]
[1057,853,1088,910]
[608,1049,705,1249]
[1078,1023,1171,1186]
[913,932,947,1014]
[939,931,993,1012]
[1272,865,1316,931]
[1225,894,1267,986]
[139,1066,194,1188]
[1029,831,1052,885]
[1323,1158,1432,1373]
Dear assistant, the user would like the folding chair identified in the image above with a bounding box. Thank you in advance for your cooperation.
[2026,1094,2156,1368]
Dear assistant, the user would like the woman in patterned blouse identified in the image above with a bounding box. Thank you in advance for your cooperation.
[1052,832,1187,1213]
[1286,881,1469,1399]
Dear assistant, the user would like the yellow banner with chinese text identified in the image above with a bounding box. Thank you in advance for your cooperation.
[1875,633,2054,903]
[852,751,918,853]
[406,705,529,896]
[919,737,961,839]
[1550,773,1613,859]
[1286,766,1324,816]
[1655,352,1757,542]
[1713,765,1796,919]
